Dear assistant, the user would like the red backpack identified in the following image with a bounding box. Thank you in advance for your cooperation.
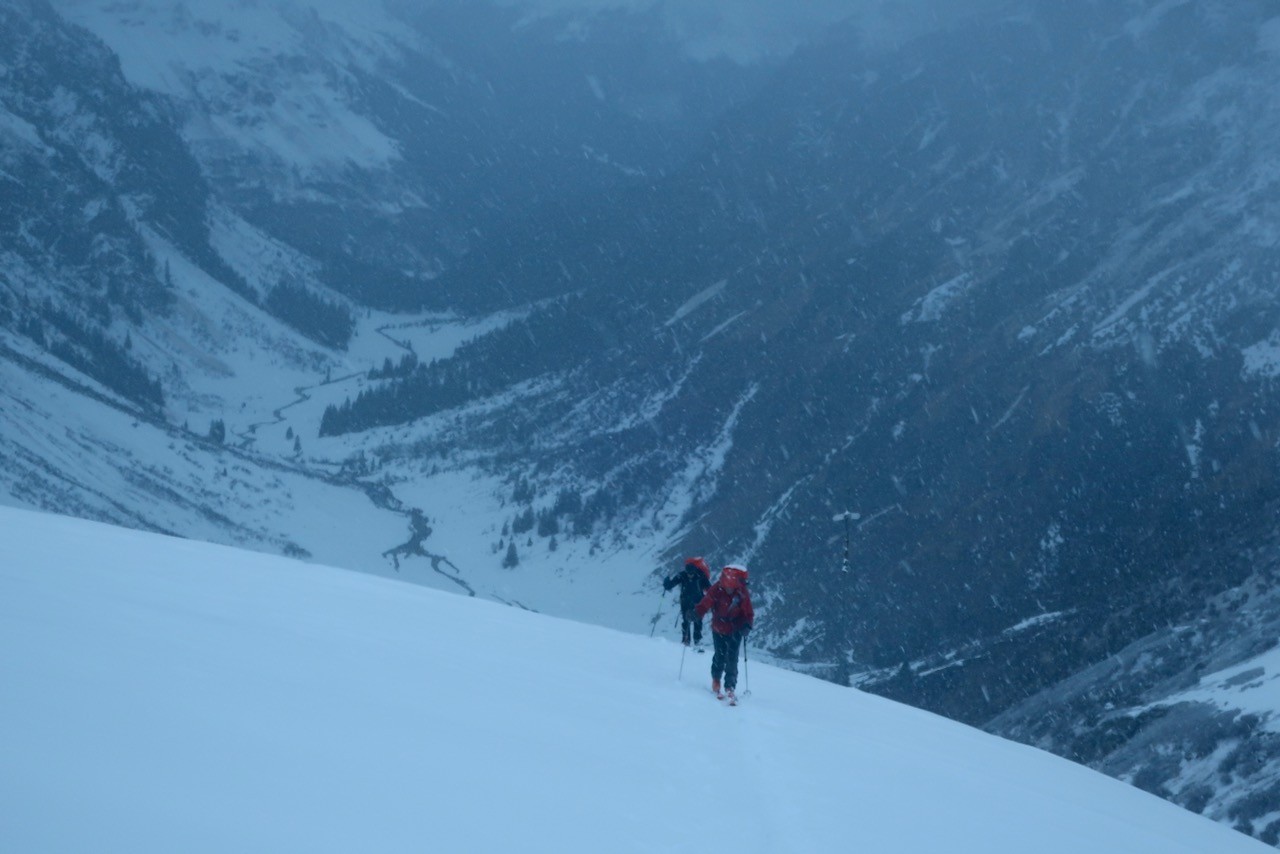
[698,565,754,633]
[719,565,748,589]
[718,565,751,625]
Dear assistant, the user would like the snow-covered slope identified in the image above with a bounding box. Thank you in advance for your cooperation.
[0,505,1267,853]
[0,324,404,564]
[55,0,417,179]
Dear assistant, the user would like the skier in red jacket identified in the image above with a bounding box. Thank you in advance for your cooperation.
[694,564,754,702]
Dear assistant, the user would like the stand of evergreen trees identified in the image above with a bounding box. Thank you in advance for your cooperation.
[266,283,355,349]
[369,352,418,380]
[498,481,620,562]
[320,299,603,436]
[38,304,163,410]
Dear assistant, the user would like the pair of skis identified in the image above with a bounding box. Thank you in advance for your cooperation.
[713,687,739,706]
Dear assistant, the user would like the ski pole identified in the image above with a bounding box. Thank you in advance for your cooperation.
[679,636,688,681]
[742,633,751,697]
[649,588,667,638]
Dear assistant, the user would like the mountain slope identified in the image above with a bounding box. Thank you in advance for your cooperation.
[325,0,1280,706]
[51,0,769,311]
[0,505,1268,853]
[988,501,1280,843]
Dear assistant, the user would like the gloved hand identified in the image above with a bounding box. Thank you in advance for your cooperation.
[741,625,752,637]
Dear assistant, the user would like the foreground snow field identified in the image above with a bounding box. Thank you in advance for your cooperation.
[0,507,1266,853]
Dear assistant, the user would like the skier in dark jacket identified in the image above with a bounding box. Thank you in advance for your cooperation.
[663,557,711,646]
[694,564,754,702]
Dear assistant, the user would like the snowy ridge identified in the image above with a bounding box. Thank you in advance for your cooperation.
[0,506,1267,853]
[55,0,415,176]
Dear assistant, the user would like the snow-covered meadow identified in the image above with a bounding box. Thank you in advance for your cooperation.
[0,506,1267,853]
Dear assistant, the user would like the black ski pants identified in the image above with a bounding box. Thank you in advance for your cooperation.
[711,630,743,691]
[680,605,704,645]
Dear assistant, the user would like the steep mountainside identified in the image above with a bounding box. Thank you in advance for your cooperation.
[989,499,1280,843]
[53,0,767,311]
[326,0,1280,706]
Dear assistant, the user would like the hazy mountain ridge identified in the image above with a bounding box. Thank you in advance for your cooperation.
[52,0,768,310]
